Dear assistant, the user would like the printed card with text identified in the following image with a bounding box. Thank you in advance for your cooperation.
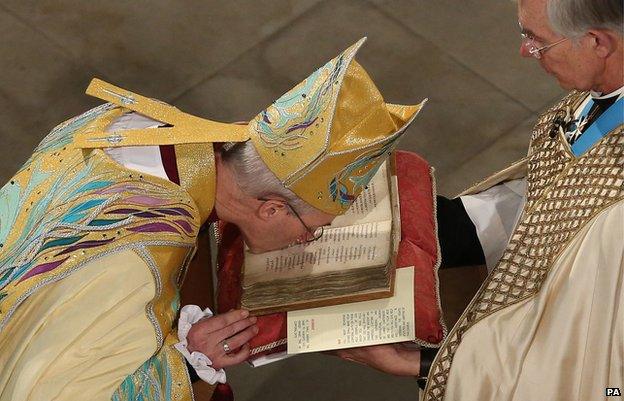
[286,266,415,353]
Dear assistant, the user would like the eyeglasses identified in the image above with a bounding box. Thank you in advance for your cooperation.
[289,205,325,243]
[519,23,568,59]
[258,198,324,243]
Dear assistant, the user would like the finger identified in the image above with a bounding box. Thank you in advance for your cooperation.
[331,349,352,359]
[203,309,250,332]
[397,349,421,366]
[219,344,252,369]
[334,349,365,364]
[222,325,258,351]
[212,316,257,342]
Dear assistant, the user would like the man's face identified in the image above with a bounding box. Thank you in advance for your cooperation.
[239,201,335,254]
[518,0,605,91]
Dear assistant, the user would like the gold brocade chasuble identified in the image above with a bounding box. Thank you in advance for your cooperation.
[0,81,248,400]
[423,91,624,401]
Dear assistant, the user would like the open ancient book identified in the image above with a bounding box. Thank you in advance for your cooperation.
[240,160,401,315]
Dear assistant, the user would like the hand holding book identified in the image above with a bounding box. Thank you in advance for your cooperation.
[331,342,421,377]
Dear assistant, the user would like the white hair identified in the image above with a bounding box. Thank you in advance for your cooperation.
[221,141,319,215]
[547,0,623,38]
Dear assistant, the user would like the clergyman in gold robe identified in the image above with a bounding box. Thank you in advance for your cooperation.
[0,39,425,401]
[336,1,624,400]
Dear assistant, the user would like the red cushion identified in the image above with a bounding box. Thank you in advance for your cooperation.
[395,151,445,345]
[216,151,445,359]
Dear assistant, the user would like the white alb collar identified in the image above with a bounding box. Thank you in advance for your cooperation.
[589,85,624,101]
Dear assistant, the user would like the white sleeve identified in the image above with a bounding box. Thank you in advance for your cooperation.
[173,305,227,385]
[460,178,526,271]
[103,112,169,180]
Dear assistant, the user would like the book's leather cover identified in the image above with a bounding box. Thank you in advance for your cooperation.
[216,151,446,359]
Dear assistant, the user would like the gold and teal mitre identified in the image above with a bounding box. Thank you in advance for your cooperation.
[248,37,426,215]
[76,37,424,216]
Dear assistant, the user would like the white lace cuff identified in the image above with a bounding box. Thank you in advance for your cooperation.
[173,305,227,385]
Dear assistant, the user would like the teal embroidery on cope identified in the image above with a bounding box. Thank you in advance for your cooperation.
[252,53,347,152]
[112,347,179,401]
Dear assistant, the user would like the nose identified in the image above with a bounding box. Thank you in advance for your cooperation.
[519,42,531,58]
[301,230,315,243]
[294,231,310,244]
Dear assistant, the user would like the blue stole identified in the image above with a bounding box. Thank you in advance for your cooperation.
[571,97,624,156]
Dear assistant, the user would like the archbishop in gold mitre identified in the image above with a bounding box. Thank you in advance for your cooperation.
[0,38,424,400]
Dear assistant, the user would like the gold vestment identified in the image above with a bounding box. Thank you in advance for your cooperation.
[423,91,624,401]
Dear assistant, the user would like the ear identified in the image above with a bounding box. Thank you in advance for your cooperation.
[257,199,289,221]
[587,29,619,58]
